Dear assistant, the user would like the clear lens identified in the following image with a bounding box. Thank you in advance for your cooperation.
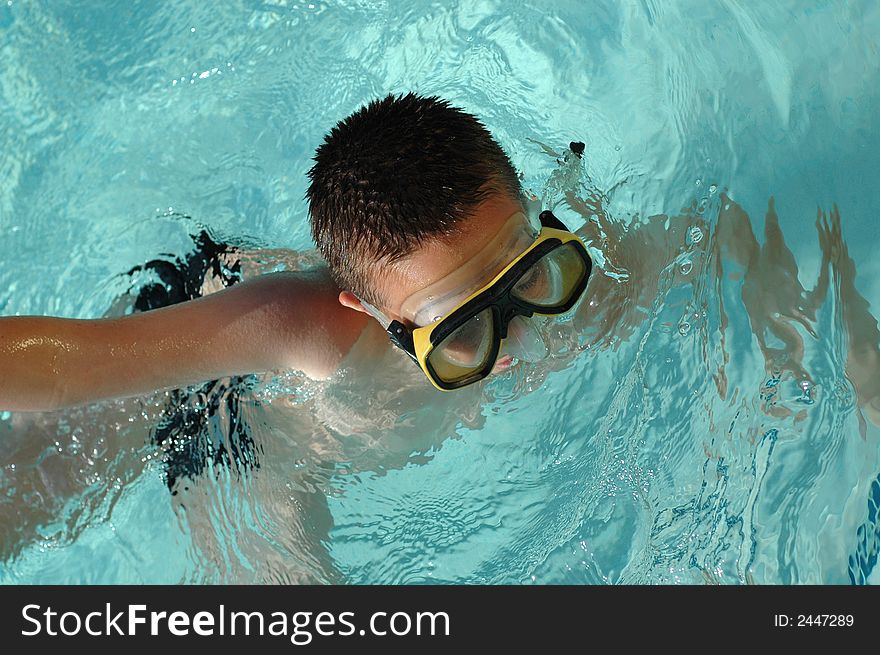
[511,242,588,308]
[427,307,495,383]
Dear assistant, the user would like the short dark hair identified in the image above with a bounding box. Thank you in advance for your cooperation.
[305,92,522,307]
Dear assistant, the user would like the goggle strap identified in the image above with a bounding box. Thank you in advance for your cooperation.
[539,210,569,232]
[387,320,419,364]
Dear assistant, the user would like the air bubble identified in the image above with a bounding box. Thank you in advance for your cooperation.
[796,380,815,405]
[695,178,702,186]
[679,260,693,275]
[678,322,691,335]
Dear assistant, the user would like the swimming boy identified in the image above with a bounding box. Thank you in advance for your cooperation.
[3,92,879,582]
[1,92,878,432]
[0,93,597,412]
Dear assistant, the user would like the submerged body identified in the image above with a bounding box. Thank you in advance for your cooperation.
[3,184,878,581]
[1,92,878,582]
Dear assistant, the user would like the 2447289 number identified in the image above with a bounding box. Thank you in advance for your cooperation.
[796,615,853,627]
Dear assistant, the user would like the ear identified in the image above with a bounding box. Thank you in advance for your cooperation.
[338,291,368,313]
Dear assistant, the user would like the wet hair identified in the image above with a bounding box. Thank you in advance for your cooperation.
[305,92,522,307]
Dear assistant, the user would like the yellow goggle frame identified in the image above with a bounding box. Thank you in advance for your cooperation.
[386,212,592,390]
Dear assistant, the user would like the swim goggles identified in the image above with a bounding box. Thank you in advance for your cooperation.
[361,209,592,391]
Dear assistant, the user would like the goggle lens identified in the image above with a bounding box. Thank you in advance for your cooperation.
[511,241,589,308]
[427,307,496,384]
[425,241,590,385]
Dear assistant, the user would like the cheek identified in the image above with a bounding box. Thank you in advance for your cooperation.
[438,341,477,363]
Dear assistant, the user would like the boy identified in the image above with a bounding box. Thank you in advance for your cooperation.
[0,92,604,579]
[1,92,878,429]
[0,93,598,412]
[2,92,878,582]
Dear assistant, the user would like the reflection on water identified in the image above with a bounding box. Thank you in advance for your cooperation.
[3,154,878,584]
[1,0,879,583]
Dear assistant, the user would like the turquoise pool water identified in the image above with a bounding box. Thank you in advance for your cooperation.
[1,0,879,583]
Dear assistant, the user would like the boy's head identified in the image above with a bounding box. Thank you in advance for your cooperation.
[306,92,525,321]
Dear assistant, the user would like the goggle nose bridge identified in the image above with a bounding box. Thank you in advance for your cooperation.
[496,295,535,340]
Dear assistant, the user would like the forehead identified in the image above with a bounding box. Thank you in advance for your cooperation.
[378,192,525,314]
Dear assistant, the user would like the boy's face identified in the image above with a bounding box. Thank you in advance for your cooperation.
[338,190,527,373]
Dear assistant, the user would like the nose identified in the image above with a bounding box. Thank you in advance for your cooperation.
[500,315,547,363]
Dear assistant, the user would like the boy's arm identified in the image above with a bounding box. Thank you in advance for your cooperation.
[0,269,369,412]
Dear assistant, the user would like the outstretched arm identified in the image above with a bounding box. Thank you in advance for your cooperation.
[0,268,369,412]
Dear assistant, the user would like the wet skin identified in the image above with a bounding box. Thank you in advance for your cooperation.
[3,181,878,577]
